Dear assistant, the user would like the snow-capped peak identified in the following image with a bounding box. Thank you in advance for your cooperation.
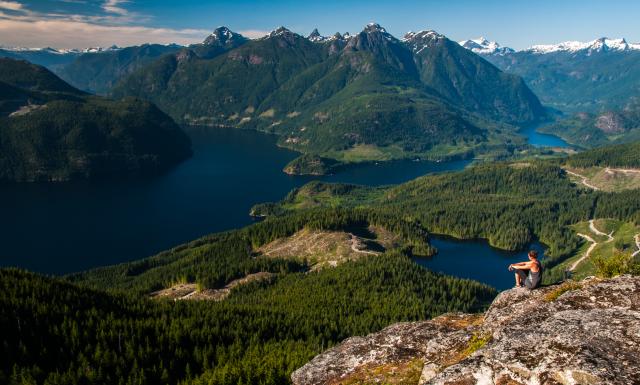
[403,30,446,54]
[403,30,444,42]
[527,37,640,54]
[82,45,121,53]
[0,46,78,54]
[203,26,243,45]
[308,28,327,42]
[458,37,514,55]
[261,26,299,40]
[364,22,387,33]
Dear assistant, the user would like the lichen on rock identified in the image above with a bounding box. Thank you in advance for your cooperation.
[291,275,640,385]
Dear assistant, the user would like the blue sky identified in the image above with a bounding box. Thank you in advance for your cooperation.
[1,0,640,49]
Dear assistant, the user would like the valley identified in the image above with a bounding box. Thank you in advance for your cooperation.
[108,24,545,170]
[2,7,640,385]
[4,140,636,384]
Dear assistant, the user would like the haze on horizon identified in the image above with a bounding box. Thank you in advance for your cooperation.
[1,0,640,50]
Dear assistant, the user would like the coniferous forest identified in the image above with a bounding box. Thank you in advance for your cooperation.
[3,142,640,384]
[2,11,640,385]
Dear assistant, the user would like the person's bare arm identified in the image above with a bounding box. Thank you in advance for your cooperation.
[509,261,533,270]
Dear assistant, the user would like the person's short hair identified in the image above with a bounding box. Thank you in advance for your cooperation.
[528,250,538,259]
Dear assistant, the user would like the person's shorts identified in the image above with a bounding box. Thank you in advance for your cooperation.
[515,269,529,283]
[515,269,539,289]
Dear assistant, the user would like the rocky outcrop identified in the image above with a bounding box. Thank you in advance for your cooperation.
[292,275,640,385]
[595,112,626,134]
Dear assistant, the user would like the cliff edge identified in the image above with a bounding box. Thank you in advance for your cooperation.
[292,275,640,385]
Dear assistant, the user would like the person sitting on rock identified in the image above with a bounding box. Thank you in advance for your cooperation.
[508,250,542,289]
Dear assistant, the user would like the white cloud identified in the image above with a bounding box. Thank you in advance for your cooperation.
[102,0,128,16]
[0,1,23,11]
[0,17,210,48]
[238,29,270,39]
[0,1,267,49]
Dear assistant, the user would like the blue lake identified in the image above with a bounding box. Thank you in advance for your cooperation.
[520,123,570,148]
[413,236,545,291]
[0,127,471,275]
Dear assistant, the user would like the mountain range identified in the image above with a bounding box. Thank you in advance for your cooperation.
[7,26,640,173]
[0,44,182,94]
[109,24,544,168]
[459,36,640,114]
[0,58,191,182]
[7,31,640,118]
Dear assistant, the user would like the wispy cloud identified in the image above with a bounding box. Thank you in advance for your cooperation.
[102,0,128,16]
[0,17,209,48]
[0,1,22,11]
[237,29,270,39]
[0,0,211,48]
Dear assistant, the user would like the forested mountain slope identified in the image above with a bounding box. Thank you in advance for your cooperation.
[69,142,640,296]
[1,255,495,384]
[538,104,640,148]
[0,47,80,72]
[253,142,640,282]
[57,43,182,94]
[478,42,640,113]
[112,24,545,165]
[4,143,639,384]
[0,58,191,182]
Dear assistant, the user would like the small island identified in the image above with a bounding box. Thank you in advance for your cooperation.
[283,154,339,176]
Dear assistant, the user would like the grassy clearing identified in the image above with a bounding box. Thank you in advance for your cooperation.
[256,227,396,270]
[564,166,640,192]
[281,183,383,211]
[328,144,406,163]
[592,222,639,260]
[560,220,640,279]
[570,222,608,243]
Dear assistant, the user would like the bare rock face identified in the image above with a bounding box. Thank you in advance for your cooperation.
[291,275,640,385]
[595,112,626,133]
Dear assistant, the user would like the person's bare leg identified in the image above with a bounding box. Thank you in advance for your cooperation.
[514,272,521,287]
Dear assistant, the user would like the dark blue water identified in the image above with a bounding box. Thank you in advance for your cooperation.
[520,124,570,148]
[413,236,545,291]
[0,127,471,275]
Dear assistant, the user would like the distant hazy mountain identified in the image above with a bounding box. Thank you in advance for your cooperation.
[113,24,544,165]
[0,47,81,71]
[525,37,640,54]
[56,44,182,94]
[459,36,640,113]
[0,58,191,182]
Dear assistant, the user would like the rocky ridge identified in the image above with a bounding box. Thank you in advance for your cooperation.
[292,275,640,385]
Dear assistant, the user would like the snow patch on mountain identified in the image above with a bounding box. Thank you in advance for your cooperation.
[0,46,120,54]
[527,37,640,54]
[458,37,514,55]
[0,45,123,54]
[403,30,446,54]
[458,36,640,55]
[203,26,244,46]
